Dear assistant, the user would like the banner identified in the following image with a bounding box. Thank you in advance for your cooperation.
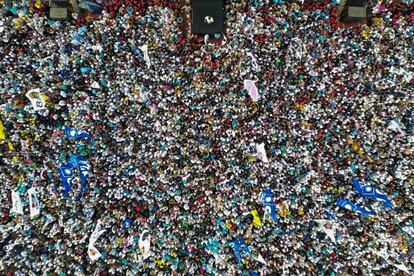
[244,80,259,102]
[28,187,41,218]
[256,143,269,163]
[352,179,394,209]
[64,127,93,140]
[260,189,278,224]
[139,230,151,260]
[26,88,46,111]
[337,199,376,216]
[11,191,24,215]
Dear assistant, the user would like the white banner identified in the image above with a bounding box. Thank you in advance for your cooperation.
[11,191,24,215]
[28,187,41,218]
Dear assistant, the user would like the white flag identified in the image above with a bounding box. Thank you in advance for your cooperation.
[140,45,151,69]
[88,220,105,262]
[256,143,269,163]
[26,88,46,111]
[393,263,411,274]
[246,52,260,71]
[88,245,102,262]
[89,220,105,247]
[314,219,337,243]
[11,191,24,215]
[252,251,267,265]
[138,230,151,260]
[372,250,412,275]
[28,188,41,218]
[244,80,259,102]
[387,120,404,134]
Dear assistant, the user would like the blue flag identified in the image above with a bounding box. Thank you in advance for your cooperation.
[58,163,75,195]
[75,180,88,201]
[122,218,133,230]
[229,240,242,262]
[260,188,278,223]
[58,156,90,199]
[229,238,253,263]
[353,179,394,209]
[237,238,252,259]
[69,155,90,180]
[64,127,93,140]
[70,155,90,200]
[323,210,336,220]
[337,199,376,216]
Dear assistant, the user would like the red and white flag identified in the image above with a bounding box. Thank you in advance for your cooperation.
[28,188,41,218]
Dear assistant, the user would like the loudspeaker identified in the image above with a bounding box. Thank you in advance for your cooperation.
[48,7,70,20]
[191,0,225,34]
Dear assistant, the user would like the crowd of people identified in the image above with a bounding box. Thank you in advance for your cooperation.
[0,0,413,274]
